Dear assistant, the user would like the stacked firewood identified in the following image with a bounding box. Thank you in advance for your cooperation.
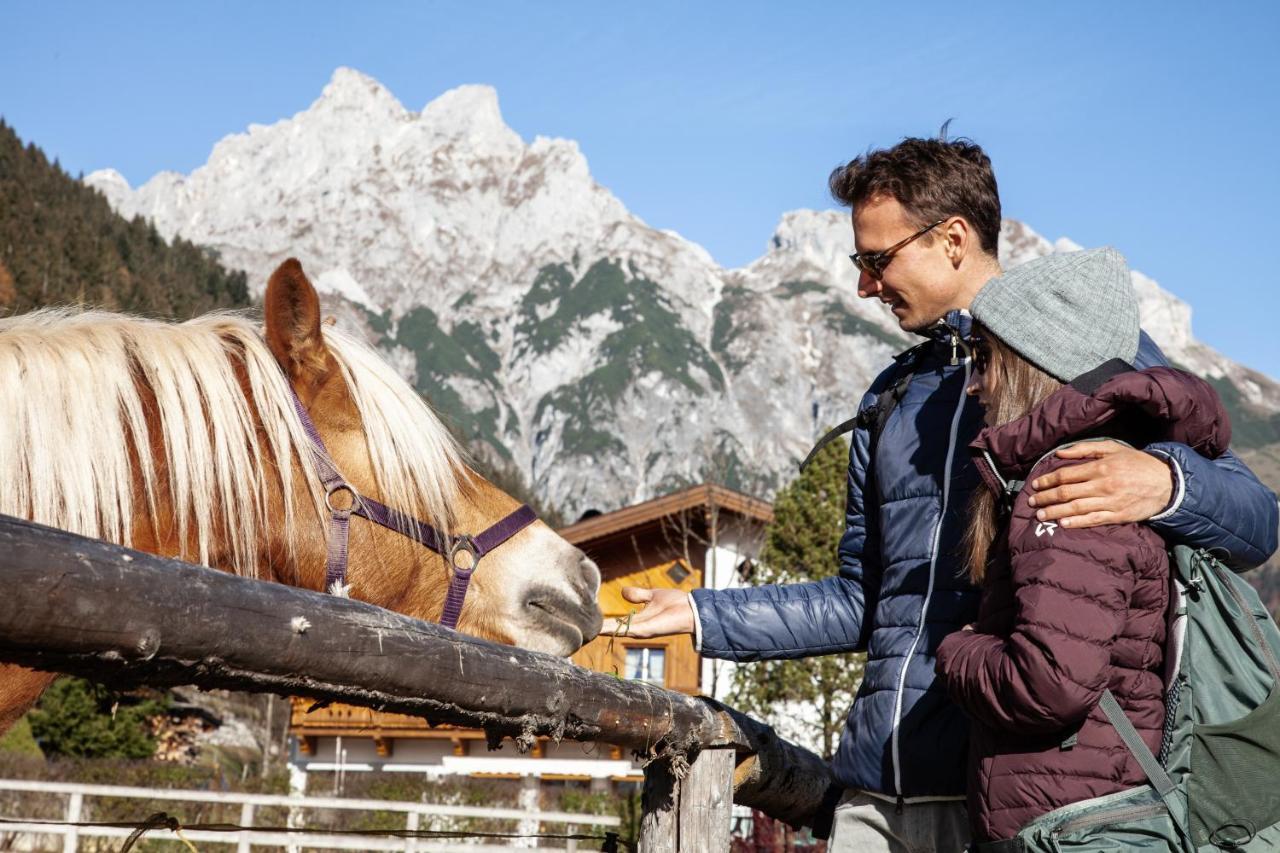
[147,709,215,764]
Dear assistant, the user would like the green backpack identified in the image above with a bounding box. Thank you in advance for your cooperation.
[995,546,1280,852]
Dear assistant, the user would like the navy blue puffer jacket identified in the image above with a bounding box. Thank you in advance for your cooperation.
[691,310,1279,799]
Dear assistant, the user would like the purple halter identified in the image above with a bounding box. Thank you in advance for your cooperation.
[287,387,537,630]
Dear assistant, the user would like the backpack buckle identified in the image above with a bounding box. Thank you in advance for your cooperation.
[1186,559,1205,597]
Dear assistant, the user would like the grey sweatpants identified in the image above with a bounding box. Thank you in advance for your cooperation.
[828,789,971,853]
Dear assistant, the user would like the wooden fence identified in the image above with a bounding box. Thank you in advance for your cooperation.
[0,515,838,851]
[0,777,621,851]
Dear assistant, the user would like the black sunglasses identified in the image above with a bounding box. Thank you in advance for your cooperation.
[970,333,992,374]
[849,219,946,280]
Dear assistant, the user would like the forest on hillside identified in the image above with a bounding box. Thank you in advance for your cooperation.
[0,118,249,318]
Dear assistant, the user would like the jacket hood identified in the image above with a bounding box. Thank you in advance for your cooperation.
[971,366,1230,491]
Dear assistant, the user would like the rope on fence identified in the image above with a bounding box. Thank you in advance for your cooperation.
[119,813,197,852]
[0,811,629,852]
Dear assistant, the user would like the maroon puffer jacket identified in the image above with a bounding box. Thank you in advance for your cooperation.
[935,365,1230,842]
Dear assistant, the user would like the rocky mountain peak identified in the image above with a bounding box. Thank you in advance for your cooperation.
[769,210,848,262]
[419,84,516,148]
[313,66,408,123]
[83,167,131,207]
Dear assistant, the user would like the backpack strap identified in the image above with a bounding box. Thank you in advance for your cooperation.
[798,342,929,473]
[1099,689,1192,842]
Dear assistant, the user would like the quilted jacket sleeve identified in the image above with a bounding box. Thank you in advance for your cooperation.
[692,388,883,662]
[935,510,1154,734]
[1134,332,1279,570]
[1145,443,1279,571]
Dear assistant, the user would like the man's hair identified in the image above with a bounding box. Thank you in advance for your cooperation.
[829,135,1001,256]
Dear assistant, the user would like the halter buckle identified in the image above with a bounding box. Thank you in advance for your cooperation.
[325,483,362,514]
[448,535,480,573]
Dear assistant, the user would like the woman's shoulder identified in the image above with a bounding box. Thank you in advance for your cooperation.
[1007,454,1166,558]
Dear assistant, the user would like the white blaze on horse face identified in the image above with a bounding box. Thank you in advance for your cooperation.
[491,523,602,656]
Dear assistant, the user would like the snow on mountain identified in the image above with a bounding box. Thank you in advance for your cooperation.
[85,68,1280,516]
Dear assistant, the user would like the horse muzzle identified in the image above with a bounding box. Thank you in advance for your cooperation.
[522,555,603,655]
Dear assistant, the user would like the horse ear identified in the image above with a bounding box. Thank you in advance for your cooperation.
[264,259,333,393]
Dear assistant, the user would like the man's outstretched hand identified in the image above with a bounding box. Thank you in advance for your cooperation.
[1029,440,1174,528]
[600,587,696,639]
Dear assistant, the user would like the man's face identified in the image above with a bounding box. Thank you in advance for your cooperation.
[852,195,963,331]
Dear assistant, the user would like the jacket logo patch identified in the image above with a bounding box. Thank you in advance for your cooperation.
[1035,521,1058,538]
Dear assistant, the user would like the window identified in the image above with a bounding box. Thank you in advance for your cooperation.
[625,647,666,685]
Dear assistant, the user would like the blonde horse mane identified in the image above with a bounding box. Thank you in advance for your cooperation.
[0,308,464,580]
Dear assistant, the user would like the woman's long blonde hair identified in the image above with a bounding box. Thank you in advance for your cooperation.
[964,326,1064,583]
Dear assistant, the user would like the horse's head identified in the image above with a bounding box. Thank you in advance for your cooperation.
[262,259,602,655]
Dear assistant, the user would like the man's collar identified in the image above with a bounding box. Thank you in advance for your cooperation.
[918,309,975,343]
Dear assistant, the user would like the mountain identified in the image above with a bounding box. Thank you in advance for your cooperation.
[0,119,248,318]
[83,68,1280,536]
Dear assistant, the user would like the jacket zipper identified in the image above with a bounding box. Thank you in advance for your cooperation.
[889,329,969,803]
[980,450,1008,490]
[1053,802,1167,835]
[1212,550,1280,679]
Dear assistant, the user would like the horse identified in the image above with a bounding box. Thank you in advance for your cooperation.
[0,258,602,733]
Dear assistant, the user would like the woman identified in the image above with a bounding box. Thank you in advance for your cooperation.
[935,246,1230,846]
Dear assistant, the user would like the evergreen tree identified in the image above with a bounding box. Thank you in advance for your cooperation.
[727,435,865,759]
[27,678,166,760]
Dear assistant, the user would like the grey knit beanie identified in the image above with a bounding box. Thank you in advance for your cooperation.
[970,247,1140,383]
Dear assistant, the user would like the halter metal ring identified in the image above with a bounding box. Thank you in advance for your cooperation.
[448,535,479,573]
[325,483,361,514]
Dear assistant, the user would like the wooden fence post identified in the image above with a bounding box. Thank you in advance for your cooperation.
[640,760,679,853]
[641,746,736,851]
[515,774,539,848]
[236,802,255,853]
[62,791,82,853]
[679,747,735,851]
[404,810,420,853]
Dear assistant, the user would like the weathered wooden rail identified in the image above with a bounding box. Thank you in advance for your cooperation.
[0,515,838,850]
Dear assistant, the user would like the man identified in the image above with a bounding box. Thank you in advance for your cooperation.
[605,137,1279,852]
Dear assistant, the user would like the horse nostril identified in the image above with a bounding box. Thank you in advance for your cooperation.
[581,609,603,643]
[577,554,602,598]
[525,588,602,642]
[526,593,572,620]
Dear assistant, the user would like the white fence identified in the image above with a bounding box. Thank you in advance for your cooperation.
[0,778,621,852]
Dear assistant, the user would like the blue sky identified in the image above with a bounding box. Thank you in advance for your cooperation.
[3,2,1277,375]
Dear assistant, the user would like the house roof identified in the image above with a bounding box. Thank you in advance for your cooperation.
[558,483,773,546]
